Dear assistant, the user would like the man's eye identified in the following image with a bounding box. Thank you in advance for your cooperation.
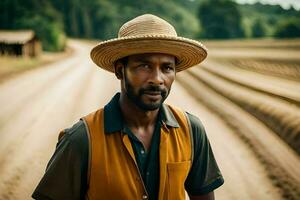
[139,64,150,68]
[164,66,175,72]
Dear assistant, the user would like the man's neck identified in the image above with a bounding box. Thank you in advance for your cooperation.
[119,92,160,151]
[119,93,159,129]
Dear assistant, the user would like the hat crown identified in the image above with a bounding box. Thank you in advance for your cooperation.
[118,14,177,38]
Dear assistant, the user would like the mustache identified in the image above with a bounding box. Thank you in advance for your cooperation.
[140,85,167,95]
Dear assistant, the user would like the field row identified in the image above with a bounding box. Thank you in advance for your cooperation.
[177,70,300,199]
[204,39,300,50]
[178,65,300,199]
[190,63,300,154]
[224,58,300,81]
[203,59,300,106]
[205,40,300,82]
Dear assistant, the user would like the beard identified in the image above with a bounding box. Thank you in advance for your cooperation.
[124,73,170,111]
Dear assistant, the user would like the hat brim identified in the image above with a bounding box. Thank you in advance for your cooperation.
[90,35,207,73]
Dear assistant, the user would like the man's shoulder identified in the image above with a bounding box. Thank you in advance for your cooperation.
[185,112,205,132]
[164,104,206,134]
[183,111,208,143]
[58,120,88,147]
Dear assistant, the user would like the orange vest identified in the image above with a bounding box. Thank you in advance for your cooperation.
[82,105,193,200]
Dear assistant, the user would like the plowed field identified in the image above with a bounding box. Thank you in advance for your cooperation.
[0,39,299,199]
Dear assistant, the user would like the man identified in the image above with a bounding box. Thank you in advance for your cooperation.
[32,14,224,200]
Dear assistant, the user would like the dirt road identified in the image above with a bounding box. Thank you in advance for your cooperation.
[0,40,298,199]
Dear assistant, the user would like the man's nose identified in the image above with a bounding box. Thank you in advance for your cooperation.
[149,67,163,85]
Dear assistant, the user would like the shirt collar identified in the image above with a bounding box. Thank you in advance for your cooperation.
[104,93,179,134]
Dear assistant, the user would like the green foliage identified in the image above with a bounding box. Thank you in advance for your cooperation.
[159,2,200,38]
[49,0,200,39]
[197,0,244,39]
[16,15,66,51]
[274,18,300,38]
[1,0,300,47]
[252,20,266,38]
[0,0,66,51]
[121,1,200,38]
[92,1,121,39]
[237,2,300,38]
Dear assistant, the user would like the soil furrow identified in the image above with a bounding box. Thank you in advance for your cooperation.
[177,72,300,199]
[201,60,300,106]
[187,67,300,154]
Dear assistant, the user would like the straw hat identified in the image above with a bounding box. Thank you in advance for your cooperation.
[90,14,207,73]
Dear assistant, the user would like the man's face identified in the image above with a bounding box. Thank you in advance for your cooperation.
[120,53,176,111]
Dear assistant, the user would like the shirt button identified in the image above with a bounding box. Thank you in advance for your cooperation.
[142,194,148,199]
[146,172,150,176]
[141,150,145,154]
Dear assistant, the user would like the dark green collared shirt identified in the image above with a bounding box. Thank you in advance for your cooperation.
[32,93,224,200]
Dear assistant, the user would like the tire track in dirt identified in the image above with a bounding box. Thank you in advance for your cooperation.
[0,56,91,166]
[0,58,95,200]
[0,52,83,130]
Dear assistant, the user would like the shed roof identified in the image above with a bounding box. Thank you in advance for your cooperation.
[0,30,36,44]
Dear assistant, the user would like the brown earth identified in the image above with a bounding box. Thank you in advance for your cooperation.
[0,45,73,83]
[0,39,299,199]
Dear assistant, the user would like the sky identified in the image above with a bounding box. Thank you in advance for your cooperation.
[234,0,300,10]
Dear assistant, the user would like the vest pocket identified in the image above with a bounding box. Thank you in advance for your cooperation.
[167,161,191,200]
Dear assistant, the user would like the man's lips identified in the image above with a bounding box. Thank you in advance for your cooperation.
[143,90,162,100]
[143,91,162,95]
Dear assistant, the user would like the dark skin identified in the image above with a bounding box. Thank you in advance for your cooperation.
[114,53,215,200]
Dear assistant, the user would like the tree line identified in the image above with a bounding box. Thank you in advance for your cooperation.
[0,0,299,51]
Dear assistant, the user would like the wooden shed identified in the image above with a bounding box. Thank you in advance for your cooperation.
[0,30,41,57]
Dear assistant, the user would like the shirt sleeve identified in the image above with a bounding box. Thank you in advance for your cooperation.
[184,112,224,195]
[32,120,89,200]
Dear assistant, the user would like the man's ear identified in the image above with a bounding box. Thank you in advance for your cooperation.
[114,61,124,80]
